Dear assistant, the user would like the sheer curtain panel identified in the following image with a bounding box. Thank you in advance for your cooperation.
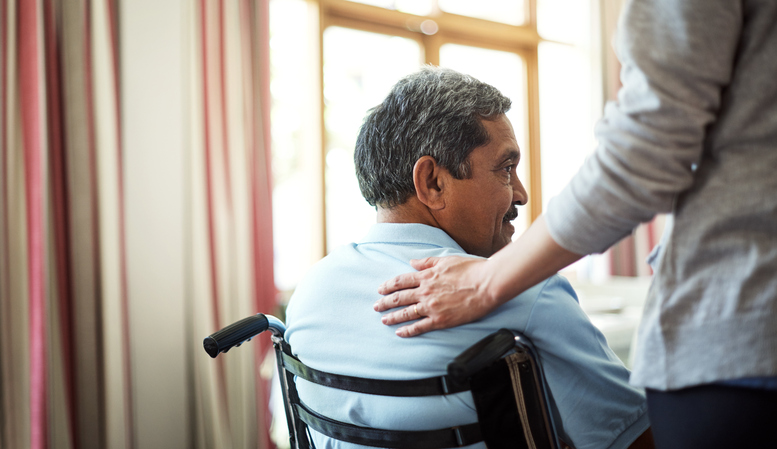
[186,0,276,448]
[1,0,132,448]
[1,0,276,448]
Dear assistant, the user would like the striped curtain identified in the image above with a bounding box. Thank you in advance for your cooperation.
[187,1,276,448]
[1,0,133,448]
[1,0,276,448]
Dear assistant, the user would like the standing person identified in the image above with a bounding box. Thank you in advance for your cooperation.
[374,1,777,448]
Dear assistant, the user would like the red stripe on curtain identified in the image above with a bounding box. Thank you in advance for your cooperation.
[246,0,274,343]
[646,220,656,252]
[246,1,275,447]
[257,1,271,171]
[105,0,136,446]
[218,0,232,211]
[252,0,274,326]
[1,0,10,336]
[18,0,50,447]
[238,2,267,447]
[43,0,78,446]
[200,0,222,337]
[200,0,231,427]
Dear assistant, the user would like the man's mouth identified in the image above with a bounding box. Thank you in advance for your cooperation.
[502,205,518,223]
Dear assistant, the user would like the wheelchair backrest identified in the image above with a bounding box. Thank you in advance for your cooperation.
[204,314,561,449]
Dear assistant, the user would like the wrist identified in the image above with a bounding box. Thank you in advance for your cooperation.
[479,258,508,308]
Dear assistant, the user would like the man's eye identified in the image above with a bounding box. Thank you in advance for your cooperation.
[503,165,514,173]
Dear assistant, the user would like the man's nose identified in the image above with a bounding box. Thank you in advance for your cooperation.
[513,177,528,206]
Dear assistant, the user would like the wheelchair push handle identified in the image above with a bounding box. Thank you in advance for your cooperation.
[447,328,516,381]
[203,313,285,358]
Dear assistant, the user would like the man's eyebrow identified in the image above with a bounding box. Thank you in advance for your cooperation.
[499,149,521,164]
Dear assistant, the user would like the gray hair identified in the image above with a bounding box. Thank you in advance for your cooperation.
[355,66,512,208]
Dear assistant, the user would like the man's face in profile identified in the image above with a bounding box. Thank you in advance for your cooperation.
[439,114,528,258]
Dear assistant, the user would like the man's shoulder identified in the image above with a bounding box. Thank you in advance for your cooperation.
[305,232,470,282]
[300,242,363,276]
[288,237,454,302]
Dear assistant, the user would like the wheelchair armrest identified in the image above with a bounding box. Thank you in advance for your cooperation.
[447,328,517,382]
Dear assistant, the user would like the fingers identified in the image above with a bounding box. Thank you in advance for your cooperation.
[379,304,438,337]
[374,288,420,312]
[379,303,421,325]
[395,320,434,338]
[378,306,436,337]
[377,271,424,296]
[377,256,452,296]
[375,255,482,336]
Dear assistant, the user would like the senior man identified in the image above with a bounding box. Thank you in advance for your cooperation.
[284,67,653,449]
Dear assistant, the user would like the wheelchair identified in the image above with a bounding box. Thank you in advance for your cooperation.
[204,314,562,449]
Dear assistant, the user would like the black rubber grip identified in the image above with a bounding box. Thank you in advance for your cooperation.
[447,328,516,382]
[203,313,269,358]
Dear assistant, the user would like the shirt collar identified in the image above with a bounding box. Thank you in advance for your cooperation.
[359,223,467,254]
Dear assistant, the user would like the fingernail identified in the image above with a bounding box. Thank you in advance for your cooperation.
[381,316,388,324]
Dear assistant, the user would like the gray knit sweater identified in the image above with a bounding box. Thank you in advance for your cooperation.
[546,0,777,390]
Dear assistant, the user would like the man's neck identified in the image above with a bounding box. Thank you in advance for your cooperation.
[376,197,440,229]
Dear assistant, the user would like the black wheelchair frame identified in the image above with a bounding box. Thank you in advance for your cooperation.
[204,313,561,449]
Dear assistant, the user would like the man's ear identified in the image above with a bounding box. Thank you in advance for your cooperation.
[413,156,447,210]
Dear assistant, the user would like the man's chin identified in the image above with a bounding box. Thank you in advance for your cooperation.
[490,222,515,255]
[502,220,515,241]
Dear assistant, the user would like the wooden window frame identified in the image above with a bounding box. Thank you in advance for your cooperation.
[312,0,544,255]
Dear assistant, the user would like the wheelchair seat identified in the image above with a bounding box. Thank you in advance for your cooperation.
[204,314,561,449]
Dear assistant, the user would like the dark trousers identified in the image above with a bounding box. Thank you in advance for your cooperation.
[646,384,777,449]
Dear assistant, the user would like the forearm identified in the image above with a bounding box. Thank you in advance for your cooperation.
[484,215,583,306]
[546,0,741,256]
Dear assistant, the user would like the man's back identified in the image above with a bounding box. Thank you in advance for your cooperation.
[285,224,649,449]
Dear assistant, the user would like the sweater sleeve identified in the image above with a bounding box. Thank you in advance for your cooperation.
[546,0,742,255]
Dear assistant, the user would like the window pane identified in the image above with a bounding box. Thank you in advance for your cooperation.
[270,0,319,291]
[439,44,529,237]
[323,27,422,252]
[439,0,525,26]
[537,0,591,44]
[345,0,435,16]
[538,42,596,216]
[539,41,608,280]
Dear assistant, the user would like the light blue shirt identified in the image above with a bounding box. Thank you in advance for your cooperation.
[285,224,649,449]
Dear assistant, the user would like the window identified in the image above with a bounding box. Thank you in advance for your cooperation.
[271,0,606,292]
[323,27,422,250]
[438,0,526,26]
